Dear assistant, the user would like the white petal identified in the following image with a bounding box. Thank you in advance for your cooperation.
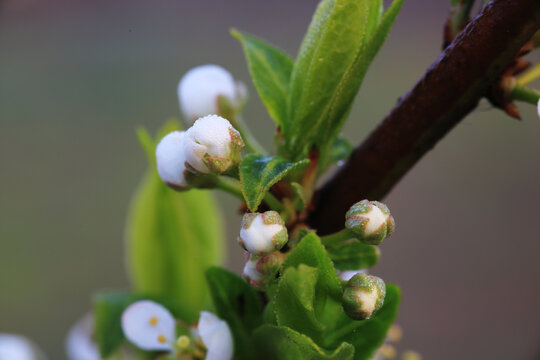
[537,98,540,119]
[0,334,46,360]
[65,314,100,360]
[339,269,367,282]
[242,257,263,281]
[362,205,388,236]
[121,300,175,351]
[240,214,282,254]
[184,115,236,173]
[178,65,236,123]
[156,131,189,188]
[198,312,233,360]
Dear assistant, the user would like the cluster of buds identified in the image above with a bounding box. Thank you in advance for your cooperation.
[178,65,247,123]
[238,211,288,289]
[242,251,286,290]
[345,200,395,245]
[156,115,244,189]
[121,300,233,360]
[342,272,386,320]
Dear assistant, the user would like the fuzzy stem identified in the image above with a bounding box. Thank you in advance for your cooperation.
[214,177,244,201]
[320,229,354,247]
[511,84,540,104]
[234,116,268,155]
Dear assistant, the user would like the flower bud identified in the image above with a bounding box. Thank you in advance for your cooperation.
[197,311,233,360]
[242,252,286,290]
[345,200,395,245]
[156,131,190,190]
[183,115,244,174]
[342,273,386,320]
[338,269,367,282]
[0,334,46,360]
[238,211,288,256]
[178,64,244,123]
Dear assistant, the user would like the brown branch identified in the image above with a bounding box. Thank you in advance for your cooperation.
[310,0,540,234]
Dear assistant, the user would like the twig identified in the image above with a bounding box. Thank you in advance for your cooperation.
[309,0,540,234]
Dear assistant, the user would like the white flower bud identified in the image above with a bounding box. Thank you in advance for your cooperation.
[156,131,190,190]
[121,300,176,351]
[183,115,244,174]
[242,252,285,290]
[345,200,395,245]
[342,273,386,320]
[197,311,233,360]
[178,65,242,123]
[237,211,288,256]
[0,334,46,360]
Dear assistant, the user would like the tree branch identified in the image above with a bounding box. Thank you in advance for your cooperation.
[310,0,540,234]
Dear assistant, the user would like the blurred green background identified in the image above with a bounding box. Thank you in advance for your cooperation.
[1,0,540,359]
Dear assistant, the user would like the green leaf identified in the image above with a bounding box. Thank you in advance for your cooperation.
[323,284,401,359]
[253,325,355,360]
[282,0,403,160]
[277,233,344,344]
[206,267,263,360]
[231,29,294,128]
[275,265,324,340]
[240,154,309,212]
[93,292,185,358]
[326,242,380,270]
[323,135,353,170]
[126,121,225,323]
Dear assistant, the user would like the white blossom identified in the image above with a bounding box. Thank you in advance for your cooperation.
[198,312,233,360]
[183,115,243,174]
[121,300,176,351]
[65,314,100,360]
[178,65,242,123]
[0,334,46,360]
[156,131,190,189]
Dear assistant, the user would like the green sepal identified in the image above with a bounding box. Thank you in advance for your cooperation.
[206,267,263,360]
[253,325,355,360]
[240,154,309,211]
[126,122,225,323]
[324,284,401,360]
[92,292,185,358]
[231,29,294,128]
[326,242,380,270]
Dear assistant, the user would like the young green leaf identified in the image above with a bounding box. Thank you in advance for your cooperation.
[277,233,344,344]
[240,154,309,212]
[253,325,355,360]
[323,284,401,359]
[93,292,184,358]
[282,0,403,161]
[206,267,263,360]
[275,265,325,340]
[326,242,379,270]
[126,122,225,324]
[231,29,294,128]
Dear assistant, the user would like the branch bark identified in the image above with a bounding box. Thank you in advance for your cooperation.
[310,0,540,234]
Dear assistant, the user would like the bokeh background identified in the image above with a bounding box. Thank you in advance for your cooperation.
[1,0,540,359]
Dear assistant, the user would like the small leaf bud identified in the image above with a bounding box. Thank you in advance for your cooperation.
[342,273,386,320]
[345,200,395,245]
[155,131,190,190]
[178,65,243,123]
[183,115,244,175]
[242,252,285,290]
[237,211,288,256]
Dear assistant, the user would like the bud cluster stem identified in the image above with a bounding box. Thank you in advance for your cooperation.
[320,228,354,247]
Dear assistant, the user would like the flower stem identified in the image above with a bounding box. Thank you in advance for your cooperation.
[214,177,244,201]
[214,177,284,212]
[511,84,540,105]
[232,116,268,155]
[517,61,540,86]
[320,228,354,247]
